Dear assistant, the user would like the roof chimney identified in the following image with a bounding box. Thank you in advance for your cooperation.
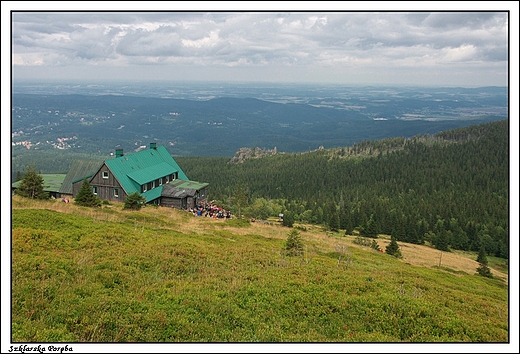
[115,148,124,158]
[150,142,157,150]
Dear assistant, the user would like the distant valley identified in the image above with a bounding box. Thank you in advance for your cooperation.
[11,82,508,177]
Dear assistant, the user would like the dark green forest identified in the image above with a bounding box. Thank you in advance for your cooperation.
[176,119,509,259]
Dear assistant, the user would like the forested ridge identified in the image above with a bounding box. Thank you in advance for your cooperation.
[177,119,509,258]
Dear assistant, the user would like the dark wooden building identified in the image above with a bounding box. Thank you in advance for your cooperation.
[69,143,208,208]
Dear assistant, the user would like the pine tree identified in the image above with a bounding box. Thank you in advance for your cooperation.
[360,214,378,238]
[324,201,337,228]
[282,210,294,228]
[344,217,354,236]
[124,191,146,210]
[339,205,349,230]
[15,165,46,199]
[284,228,303,256]
[391,219,405,242]
[433,218,450,252]
[476,247,493,278]
[386,236,402,258]
[75,179,101,207]
[435,230,450,252]
[329,211,340,232]
[231,181,248,219]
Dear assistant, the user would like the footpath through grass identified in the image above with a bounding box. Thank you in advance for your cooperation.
[11,198,509,342]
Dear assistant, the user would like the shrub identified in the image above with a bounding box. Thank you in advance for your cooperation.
[282,211,294,228]
[225,218,250,227]
[353,236,372,247]
[124,192,146,210]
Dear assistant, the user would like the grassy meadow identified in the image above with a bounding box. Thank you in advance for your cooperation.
[11,196,509,342]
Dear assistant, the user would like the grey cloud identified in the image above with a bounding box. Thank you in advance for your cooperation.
[9,11,510,86]
[116,27,183,57]
[70,26,122,61]
[422,12,501,30]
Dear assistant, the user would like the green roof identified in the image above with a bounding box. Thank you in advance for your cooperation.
[127,162,177,185]
[167,179,209,190]
[60,160,103,194]
[105,145,188,196]
[161,179,209,199]
[142,186,164,203]
[12,174,66,193]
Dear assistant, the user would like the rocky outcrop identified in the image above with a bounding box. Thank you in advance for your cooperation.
[228,147,278,164]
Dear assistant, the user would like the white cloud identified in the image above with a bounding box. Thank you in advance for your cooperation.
[182,30,220,48]
[441,44,478,63]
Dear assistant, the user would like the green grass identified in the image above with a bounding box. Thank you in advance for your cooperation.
[11,202,509,343]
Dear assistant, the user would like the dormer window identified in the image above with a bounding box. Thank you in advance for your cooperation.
[102,171,109,179]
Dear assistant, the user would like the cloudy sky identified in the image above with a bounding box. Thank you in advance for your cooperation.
[5,4,515,87]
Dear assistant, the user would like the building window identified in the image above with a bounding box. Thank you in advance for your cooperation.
[102,171,109,179]
[92,186,98,195]
[142,184,147,192]
[165,175,169,183]
[152,180,156,189]
[113,188,119,198]
[159,178,163,186]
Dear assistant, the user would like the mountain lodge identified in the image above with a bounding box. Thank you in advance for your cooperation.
[13,143,209,210]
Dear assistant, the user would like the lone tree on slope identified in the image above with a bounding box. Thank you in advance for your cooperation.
[385,236,402,258]
[476,246,493,278]
[284,228,304,256]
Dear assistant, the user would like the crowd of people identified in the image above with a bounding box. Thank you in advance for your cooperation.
[189,200,231,219]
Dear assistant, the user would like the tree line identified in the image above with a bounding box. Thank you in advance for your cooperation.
[178,119,509,258]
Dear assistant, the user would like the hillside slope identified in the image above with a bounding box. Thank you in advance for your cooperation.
[11,196,508,342]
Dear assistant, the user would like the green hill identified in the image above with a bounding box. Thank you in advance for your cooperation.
[11,196,508,342]
[177,119,509,258]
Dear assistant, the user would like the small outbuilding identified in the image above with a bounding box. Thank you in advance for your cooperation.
[160,179,209,209]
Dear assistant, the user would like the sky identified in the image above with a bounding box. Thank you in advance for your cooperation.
[4,3,517,87]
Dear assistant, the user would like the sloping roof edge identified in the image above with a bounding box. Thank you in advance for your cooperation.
[59,160,103,194]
